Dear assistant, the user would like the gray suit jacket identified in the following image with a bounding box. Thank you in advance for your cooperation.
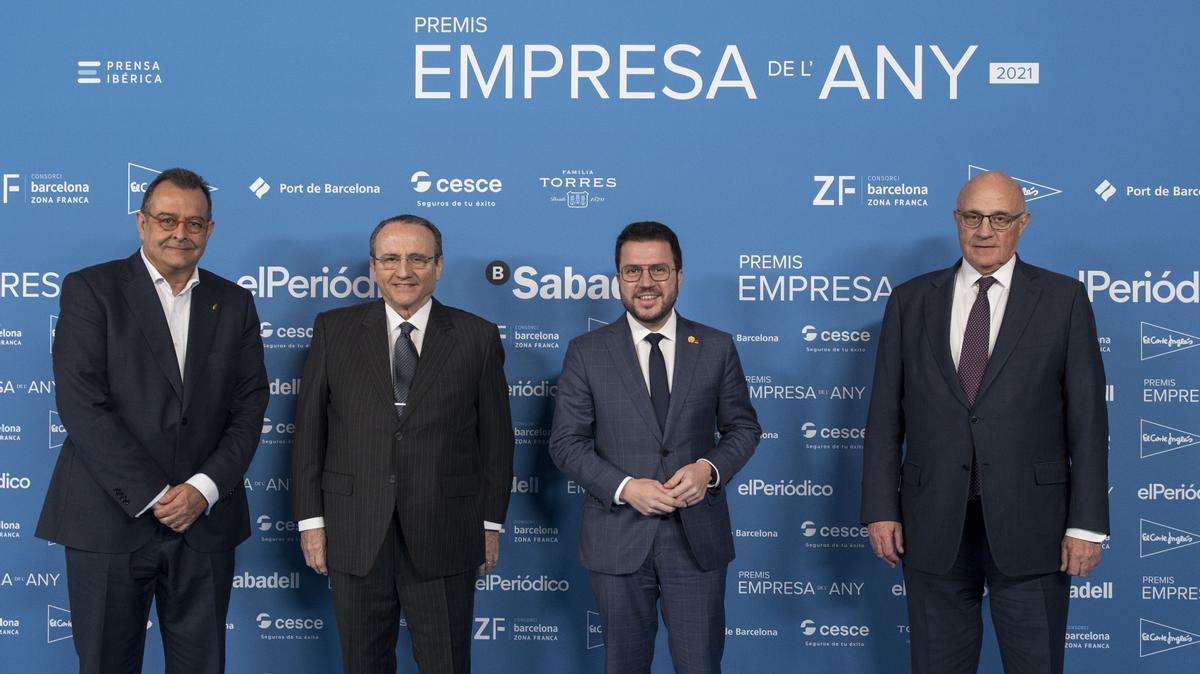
[292,299,514,577]
[550,313,760,574]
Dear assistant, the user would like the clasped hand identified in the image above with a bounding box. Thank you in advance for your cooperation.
[622,462,712,516]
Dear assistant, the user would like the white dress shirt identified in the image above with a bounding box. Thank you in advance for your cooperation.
[950,256,1105,543]
[614,311,719,505]
[138,249,219,517]
[297,298,500,532]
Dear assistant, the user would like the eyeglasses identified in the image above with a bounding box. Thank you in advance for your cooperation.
[620,264,675,283]
[141,211,211,235]
[955,210,1026,231]
[372,254,439,271]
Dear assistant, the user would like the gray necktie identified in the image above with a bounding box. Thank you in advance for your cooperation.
[393,322,418,417]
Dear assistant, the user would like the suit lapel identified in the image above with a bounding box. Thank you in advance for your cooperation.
[119,253,184,400]
[398,299,457,428]
[665,315,701,439]
[975,259,1041,404]
[181,276,218,409]
[605,315,663,444]
[358,300,395,414]
[924,263,969,409]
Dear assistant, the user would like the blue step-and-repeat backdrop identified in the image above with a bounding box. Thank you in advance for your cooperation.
[2,2,1199,672]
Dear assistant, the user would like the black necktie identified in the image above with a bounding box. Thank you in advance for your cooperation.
[393,322,418,417]
[645,333,669,432]
[958,276,996,496]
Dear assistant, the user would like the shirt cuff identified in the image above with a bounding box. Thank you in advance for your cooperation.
[699,459,720,488]
[298,517,325,531]
[614,476,633,505]
[1065,527,1107,543]
[186,474,219,515]
[484,521,502,531]
[137,485,170,517]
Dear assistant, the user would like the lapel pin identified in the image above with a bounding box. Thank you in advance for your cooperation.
[687,335,698,344]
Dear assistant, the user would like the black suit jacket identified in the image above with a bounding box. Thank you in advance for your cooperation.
[292,299,514,578]
[861,257,1109,576]
[37,252,269,553]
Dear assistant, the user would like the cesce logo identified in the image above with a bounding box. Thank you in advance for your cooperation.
[800,521,868,538]
[801,325,871,342]
[801,422,865,439]
[800,619,870,637]
[256,515,298,532]
[410,171,502,194]
[256,612,323,630]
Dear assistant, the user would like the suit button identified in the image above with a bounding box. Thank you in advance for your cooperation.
[394,432,403,441]
[970,416,979,423]
[181,417,188,427]
[660,449,669,457]
[388,475,396,484]
[961,464,970,472]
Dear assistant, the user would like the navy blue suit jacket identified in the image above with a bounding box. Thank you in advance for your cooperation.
[550,313,760,574]
[861,258,1109,576]
[37,252,268,553]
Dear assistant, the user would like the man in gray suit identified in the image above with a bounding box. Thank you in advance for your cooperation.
[292,215,514,673]
[550,221,760,674]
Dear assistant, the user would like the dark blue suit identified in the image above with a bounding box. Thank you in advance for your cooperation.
[550,313,759,673]
[37,251,268,673]
[861,258,1109,674]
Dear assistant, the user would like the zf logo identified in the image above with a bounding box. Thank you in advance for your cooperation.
[2,174,19,204]
[474,617,506,640]
[813,176,856,206]
[485,260,510,286]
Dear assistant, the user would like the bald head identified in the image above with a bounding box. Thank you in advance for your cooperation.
[957,171,1026,212]
[954,170,1031,275]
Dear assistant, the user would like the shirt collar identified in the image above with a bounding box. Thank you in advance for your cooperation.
[140,247,200,295]
[386,298,433,335]
[626,309,677,345]
[957,254,1017,291]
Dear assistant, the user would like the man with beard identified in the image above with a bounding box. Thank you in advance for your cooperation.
[550,221,760,673]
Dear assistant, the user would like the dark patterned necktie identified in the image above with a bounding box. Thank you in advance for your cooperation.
[645,333,669,432]
[393,322,418,417]
[958,276,996,496]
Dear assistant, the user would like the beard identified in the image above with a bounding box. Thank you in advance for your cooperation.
[621,283,678,328]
